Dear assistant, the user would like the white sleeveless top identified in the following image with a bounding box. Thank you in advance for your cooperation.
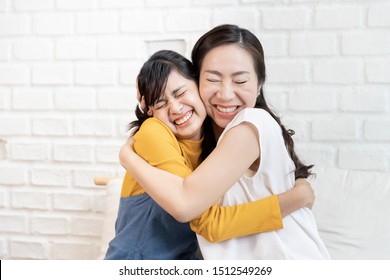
[197,108,330,259]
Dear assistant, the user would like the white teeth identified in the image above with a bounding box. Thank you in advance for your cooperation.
[217,106,237,113]
[175,111,193,125]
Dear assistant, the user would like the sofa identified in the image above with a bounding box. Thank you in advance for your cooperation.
[311,168,390,259]
[97,168,390,259]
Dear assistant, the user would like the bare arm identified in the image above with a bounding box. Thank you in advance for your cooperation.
[278,178,314,215]
[191,178,315,242]
[120,122,259,222]
[121,123,314,224]
[123,118,315,242]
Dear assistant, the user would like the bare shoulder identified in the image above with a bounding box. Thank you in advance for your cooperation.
[222,121,259,143]
[216,121,260,158]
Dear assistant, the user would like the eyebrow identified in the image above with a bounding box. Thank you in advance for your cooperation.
[171,85,185,95]
[156,85,186,103]
[204,70,250,77]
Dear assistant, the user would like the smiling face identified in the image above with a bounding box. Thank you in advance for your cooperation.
[199,44,261,135]
[150,70,206,141]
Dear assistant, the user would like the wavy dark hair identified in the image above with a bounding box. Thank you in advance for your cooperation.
[192,24,313,179]
[129,50,198,134]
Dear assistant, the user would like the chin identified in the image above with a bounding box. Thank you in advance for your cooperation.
[215,119,230,129]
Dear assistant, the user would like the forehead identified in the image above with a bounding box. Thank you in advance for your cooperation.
[163,71,194,93]
[201,44,255,73]
[166,70,186,86]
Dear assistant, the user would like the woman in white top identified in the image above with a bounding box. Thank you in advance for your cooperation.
[120,24,330,259]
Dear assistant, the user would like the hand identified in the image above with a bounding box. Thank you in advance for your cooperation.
[119,137,135,169]
[294,179,315,209]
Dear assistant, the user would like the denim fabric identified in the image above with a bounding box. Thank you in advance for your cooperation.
[104,194,199,260]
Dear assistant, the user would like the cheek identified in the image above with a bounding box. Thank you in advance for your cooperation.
[195,98,207,117]
[199,84,213,104]
[187,94,205,112]
[151,110,168,123]
[242,85,258,104]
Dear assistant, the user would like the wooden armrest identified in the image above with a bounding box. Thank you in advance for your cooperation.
[94,177,121,186]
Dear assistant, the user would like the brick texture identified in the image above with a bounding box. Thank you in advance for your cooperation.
[0,0,388,260]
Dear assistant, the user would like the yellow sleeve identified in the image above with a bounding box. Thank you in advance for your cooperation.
[128,118,284,242]
[121,118,191,197]
[190,195,283,243]
[134,118,191,177]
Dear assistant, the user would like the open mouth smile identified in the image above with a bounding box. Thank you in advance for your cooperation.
[216,105,239,113]
[174,110,193,126]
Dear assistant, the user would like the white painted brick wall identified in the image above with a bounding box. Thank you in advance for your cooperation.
[32,118,70,136]
[0,39,10,60]
[0,65,29,85]
[0,15,30,35]
[32,64,73,85]
[0,0,389,260]
[33,13,74,35]
[14,0,53,11]
[263,7,311,29]
[14,38,53,60]
[120,11,164,33]
[76,12,117,34]
[11,191,50,210]
[290,33,338,56]
[10,240,47,259]
[366,58,390,83]
[0,215,27,233]
[314,59,364,84]
[13,89,52,110]
[314,5,363,29]
[31,168,71,187]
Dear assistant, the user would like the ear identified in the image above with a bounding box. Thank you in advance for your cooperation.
[147,108,153,116]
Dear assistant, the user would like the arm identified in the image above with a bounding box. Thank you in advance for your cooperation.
[130,119,284,242]
[120,118,191,198]
[191,179,314,242]
[124,121,314,242]
[278,179,314,215]
[121,122,264,221]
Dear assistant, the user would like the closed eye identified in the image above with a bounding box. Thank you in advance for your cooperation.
[154,100,167,110]
[175,90,187,98]
[206,79,220,83]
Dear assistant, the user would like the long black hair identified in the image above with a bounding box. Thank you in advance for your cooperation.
[192,24,313,179]
[129,50,198,134]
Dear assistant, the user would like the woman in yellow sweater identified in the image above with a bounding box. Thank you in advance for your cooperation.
[105,49,314,259]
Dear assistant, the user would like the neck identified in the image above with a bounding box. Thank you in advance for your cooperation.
[212,121,224,140]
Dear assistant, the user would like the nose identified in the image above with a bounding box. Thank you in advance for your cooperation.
[217,82,235,100]
[169,99,183,114]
